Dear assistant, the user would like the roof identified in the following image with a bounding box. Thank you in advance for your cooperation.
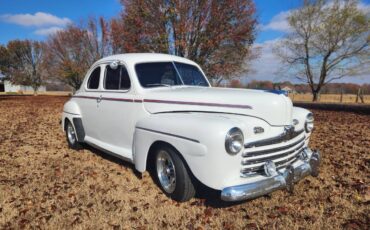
[95,53,198,67]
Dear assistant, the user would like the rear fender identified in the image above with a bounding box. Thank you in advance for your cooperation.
[62,99,84,142]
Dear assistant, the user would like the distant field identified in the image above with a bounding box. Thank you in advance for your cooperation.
[0,91,71,96]
[289,93,370,104]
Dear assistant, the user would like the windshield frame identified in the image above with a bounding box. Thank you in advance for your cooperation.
[134,61,210,88]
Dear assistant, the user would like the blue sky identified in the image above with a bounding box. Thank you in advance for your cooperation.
[0,0,300,44]
[0,0,369,83]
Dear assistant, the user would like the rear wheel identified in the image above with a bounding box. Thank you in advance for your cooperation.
[65,120,82,150]
[154,145,195,202]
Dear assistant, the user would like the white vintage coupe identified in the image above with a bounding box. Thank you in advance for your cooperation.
[62,53,320,202]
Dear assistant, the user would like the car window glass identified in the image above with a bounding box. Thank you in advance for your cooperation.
[135,62,182,87]
[174,62,209,86]
[87,67,101,89]
[105,65,131,90]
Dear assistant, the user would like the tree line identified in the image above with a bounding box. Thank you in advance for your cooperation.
[0,0,257,93]
[0,0,368,101]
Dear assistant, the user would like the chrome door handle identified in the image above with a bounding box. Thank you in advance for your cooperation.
[97,95,102,103]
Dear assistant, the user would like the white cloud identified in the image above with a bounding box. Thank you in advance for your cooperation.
[358,1,370,13]
[244,39,287,83]
[245,38,370,84]
[261,11,292,32]
[261,1,370,33]
[34,26,63,35]
[0,12,71,27]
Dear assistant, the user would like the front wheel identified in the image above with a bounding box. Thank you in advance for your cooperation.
[155,145,195,202]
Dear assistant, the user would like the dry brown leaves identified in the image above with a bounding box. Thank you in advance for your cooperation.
[0,96,369,229]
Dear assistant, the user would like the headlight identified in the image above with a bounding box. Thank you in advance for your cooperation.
[225,127,244,155]
[305,113,314,133]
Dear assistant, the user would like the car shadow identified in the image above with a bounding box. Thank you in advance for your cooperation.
[82,144,143,179]
[81,144,252,208]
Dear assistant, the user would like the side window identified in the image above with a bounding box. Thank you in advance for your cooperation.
[104,65,131,90]
[87,67,101,89]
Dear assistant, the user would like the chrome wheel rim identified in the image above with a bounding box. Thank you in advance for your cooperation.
[67,123,76,145]
[156,150,176,193]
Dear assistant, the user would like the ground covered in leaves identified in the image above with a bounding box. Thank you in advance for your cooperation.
[0,96,369,229]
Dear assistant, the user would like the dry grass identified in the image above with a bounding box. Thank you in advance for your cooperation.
[0,96,369,229]
[290,93,370,104]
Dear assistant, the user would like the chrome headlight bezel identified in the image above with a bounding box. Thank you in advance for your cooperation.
[305,113,314,133]
[225,127,244,155]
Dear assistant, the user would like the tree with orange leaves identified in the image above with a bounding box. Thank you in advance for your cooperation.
[44,17,110,90]
[111,0,258,86]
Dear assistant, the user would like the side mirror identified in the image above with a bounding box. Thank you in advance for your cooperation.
[110,61,119,70]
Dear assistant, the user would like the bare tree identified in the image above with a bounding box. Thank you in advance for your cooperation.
[0,40,45,95]
[274,0,369,101]
[43,17,111,90]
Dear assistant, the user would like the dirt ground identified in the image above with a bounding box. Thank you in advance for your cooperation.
[0,96,369,229]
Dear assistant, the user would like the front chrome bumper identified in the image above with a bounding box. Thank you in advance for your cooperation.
[221,149,321,202]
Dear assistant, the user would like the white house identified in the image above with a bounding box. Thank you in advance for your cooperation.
[0,74,46,93]
[3,80,46,93]
[281,86,294,94]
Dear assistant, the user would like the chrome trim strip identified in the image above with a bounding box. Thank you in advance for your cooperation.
[241,146,304,174]
[244,129,304,148]
[143,99,253,110]
[72,95,252,110]
[63,111,80,116]
[73,95,143,103]
[241,151,301,174]
[243,136,305,157]
[136,127,200,143]
[242,142,305,165]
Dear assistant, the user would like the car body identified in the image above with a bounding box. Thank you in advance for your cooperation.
[62,53,320,202]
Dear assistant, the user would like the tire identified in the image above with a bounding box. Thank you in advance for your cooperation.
[65,120,83,150]
[154,144,196,202]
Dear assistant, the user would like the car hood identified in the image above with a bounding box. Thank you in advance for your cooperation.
[142,87,293,126]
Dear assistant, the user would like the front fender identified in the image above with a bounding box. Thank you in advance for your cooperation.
[292,107,311,128]
[293,106,313,144]
[133,112,245,190]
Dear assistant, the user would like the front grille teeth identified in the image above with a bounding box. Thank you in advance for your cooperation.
[240,131,306,177]
[241,141,305,165]
[242,136,305,157]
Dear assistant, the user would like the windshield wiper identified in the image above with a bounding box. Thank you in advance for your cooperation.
[146,83,172,87]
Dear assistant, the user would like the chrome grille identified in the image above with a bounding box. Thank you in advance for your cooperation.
[241,129,305,177]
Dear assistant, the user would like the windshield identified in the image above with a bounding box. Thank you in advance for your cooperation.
[135,62,209,88]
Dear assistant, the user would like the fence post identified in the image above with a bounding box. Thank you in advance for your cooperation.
[356,88,364,103]
[359,88,364,103]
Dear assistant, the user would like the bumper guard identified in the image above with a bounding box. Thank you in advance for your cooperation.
[221,149,321,201]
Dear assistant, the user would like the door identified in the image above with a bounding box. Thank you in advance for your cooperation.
[96,63,138,159]
[77,65,103,141]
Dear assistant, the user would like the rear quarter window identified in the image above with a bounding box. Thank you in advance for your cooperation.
[104,65,131,90]
[87,67,101,89]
